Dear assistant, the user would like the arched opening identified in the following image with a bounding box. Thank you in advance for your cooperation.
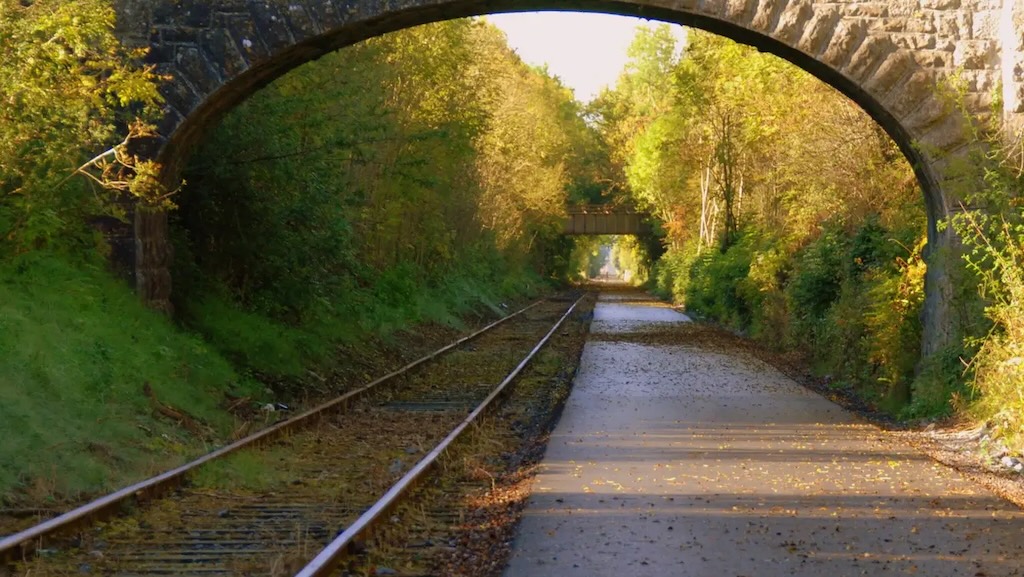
[170,10,935,413]
[135,1,967,359]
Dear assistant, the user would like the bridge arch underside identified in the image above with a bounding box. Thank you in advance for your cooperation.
[120,0,1010,353]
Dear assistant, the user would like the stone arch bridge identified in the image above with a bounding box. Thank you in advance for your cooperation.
[111,0,1024,357]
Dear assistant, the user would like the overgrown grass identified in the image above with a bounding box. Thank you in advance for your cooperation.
[190,449,293,491]
[0,253,263,503]
[0,249,546,505]
[178,256,544,382]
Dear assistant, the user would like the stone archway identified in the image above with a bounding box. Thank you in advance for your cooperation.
[111,0,1023,356]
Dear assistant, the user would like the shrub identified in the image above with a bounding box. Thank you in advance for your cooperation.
[864,246,925,409]
[685,234,756,330]
[744,242,790,344]
[786,224,848,343]
[953,196,1024,447]
[649,247,696,303]
[651,214,926,415]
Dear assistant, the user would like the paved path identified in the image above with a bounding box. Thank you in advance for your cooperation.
[503,290,1024,577]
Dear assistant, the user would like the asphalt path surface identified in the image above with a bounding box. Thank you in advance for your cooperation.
[503,290,1024,577]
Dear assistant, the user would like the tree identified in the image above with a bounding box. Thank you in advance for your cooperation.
[176,17,603,324]
[0,0,160,253]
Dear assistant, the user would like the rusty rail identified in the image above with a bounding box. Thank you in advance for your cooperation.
[0,299,544,563]
[295,295,583,577]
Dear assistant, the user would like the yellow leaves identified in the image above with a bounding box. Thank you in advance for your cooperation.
[105,68,165,109]
[0,0,164,248]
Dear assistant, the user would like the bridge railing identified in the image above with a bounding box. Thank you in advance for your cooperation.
[565,204,643,215]
[563,204,649,235]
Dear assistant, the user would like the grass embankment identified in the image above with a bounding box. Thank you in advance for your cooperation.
[178,261,540,385]
[0,254,258,505]
[0,253,545,508]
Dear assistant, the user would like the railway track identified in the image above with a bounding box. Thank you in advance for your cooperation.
[347,302,593,577]
[3,294,586,576]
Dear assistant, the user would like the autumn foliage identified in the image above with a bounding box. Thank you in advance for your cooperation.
[591,27,929,414]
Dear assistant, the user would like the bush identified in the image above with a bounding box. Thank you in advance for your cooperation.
[864,249,925,409]
[949,162,1024,447]
[686,236,756,330]
[649,247,695,302]
[786,224,848,340]
[744,243,790,346]
[651,215,926,415]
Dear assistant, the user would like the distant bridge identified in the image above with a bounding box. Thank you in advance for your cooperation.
[563,205,650,236]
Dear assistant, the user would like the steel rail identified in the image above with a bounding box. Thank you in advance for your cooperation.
[295,294,584,577]
[0,299,545,563]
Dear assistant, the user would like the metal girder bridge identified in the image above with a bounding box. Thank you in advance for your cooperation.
[563,205,650,236]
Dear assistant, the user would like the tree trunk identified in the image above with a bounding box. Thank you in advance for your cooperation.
[699,160,713,253]
[135,205,174,315]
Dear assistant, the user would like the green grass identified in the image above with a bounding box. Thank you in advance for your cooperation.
[0,253,263,503]
[183,294,318,379]
[190,448,292,491]
[180,260,543,381]
[0,250,547,505]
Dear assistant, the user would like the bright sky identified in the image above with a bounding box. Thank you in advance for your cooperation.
[486,12,687,103]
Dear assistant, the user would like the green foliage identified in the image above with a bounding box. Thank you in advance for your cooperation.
[939,111,1024,447]
[649,247,698,303]
[0,0,160,251]
[566,236,604,281]
[906,345,971,419]
[671,217,925,412]
[610,236,651,283]
[742,243,789,342]
[680,218,925,411]
[564,236,652,283]
[173,20,594,379]
[596,27,932,416]
[686,233,756,328]
[0,254,259,502]
[787,225,849,332]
